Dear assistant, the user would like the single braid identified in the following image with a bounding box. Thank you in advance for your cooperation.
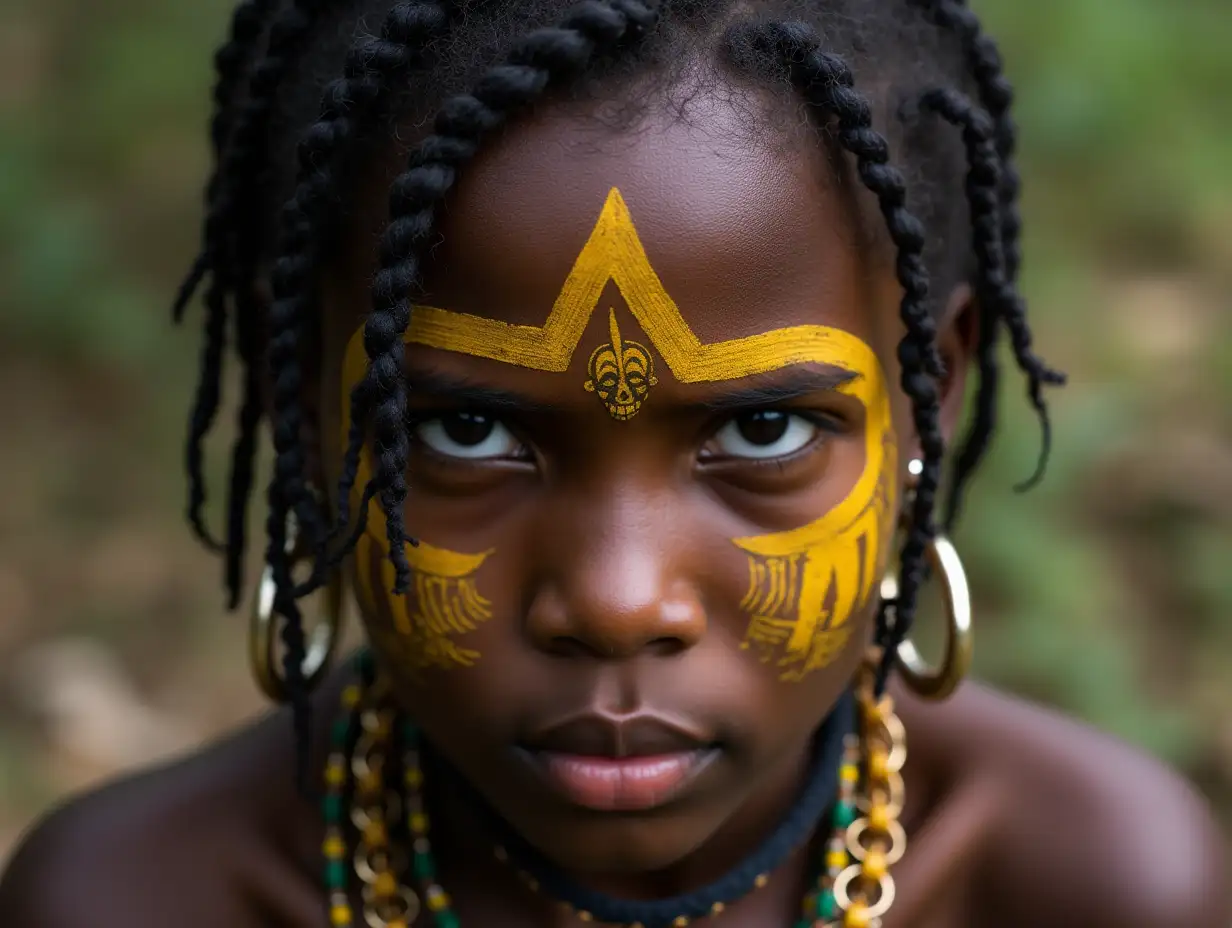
[223,288,266,607]
[173,0,280,320]
[918,0,1066,498]
[915,88,1003,530]
[183,280,229,551]
[342,0,660,593]
[914,0,1022,281]
[747,21,945,673]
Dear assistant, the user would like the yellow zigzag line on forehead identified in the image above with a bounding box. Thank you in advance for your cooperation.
[398,186,878,384]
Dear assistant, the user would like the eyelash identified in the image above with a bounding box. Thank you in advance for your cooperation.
[702,409,842,462]
[403,407,841,463]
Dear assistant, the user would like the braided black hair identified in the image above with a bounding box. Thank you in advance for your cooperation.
[178,0,1065,722]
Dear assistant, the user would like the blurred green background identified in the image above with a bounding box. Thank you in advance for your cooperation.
[0,0,1229,860]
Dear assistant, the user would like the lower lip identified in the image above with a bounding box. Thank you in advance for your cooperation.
[527,749,717,812]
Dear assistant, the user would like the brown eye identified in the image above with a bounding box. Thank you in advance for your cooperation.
[708,411,819,460]
[415,413,523,460]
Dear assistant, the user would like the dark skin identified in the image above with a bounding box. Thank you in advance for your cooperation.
[2,88,1227,928]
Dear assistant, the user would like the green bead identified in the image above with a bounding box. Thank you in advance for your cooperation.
[833,800,856,828]
[324,859,347,888]
[413,853,436,880]
[433,910,460,928]
[817,889,837,920]
[330,719,350,746]
[794,921,812,928]
[322,794,343,822]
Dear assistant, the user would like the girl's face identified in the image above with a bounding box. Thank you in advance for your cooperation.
[313,92,972,878]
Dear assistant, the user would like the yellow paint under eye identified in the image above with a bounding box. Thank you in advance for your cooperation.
[341,354,494,672]
[733,360,897,682]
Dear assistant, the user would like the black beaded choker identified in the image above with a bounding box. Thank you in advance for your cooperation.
[439,692,855,928]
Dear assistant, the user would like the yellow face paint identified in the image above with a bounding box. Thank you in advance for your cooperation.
[343,186,897,679]
[584,307,658,419]
[734,372,897,682]
[403,187,876,384]
[341,347,494,671]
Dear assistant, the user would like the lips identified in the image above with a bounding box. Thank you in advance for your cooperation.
[518,714,719,812]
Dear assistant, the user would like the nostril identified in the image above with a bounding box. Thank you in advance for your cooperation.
[647,636,687,658]
[544,636,602,660]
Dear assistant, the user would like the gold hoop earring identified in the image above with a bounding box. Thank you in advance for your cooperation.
[249,511,345,703]
[880,459,973,701]
[880,534,972,700]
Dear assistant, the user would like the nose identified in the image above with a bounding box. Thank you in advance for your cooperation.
[525,499,706,660]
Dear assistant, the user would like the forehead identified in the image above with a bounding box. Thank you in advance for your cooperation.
[335,86,877,347]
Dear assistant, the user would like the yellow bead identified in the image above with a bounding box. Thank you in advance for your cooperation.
[863,847,888,881]
[404,767,424,789]
[868,750,889,781]
[868,804,891,833]
[330,904,352,926]
[409,812,429,835]
[754,873,769,888]
[342,685,361,708]
[840,763,859,784]
[826,849,849,871]
[373,871,398,898]
[673,917,690,927]
[844,901,872,928]
[426,885,449,911]
[363,820,388,847]
[710,902,725,915]
[324,762,346,787]
[577,912,593,922]
[323,835,346,859]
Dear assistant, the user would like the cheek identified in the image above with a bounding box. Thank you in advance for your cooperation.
[349,531,510,676]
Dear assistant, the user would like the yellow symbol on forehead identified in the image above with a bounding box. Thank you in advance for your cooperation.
[584,308,658,420]
[403,187,869,383]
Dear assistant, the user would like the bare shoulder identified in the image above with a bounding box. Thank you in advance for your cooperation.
[0,707,322,928]
[901,681,1231,928]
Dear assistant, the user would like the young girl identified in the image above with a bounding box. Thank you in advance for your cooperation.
[1,1,1226,926]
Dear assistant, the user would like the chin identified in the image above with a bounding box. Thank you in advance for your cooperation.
[507,805,722,876]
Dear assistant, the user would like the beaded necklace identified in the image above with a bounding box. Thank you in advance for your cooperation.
[322,654,905,928]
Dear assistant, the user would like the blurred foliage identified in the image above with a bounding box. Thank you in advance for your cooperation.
[0,0,1228,857]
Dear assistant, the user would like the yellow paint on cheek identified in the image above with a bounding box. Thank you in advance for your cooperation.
[341,341,494,672]
[733,345,898,682]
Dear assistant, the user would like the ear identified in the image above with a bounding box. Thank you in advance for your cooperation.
[904,283,978,461]
[251,276,329,502]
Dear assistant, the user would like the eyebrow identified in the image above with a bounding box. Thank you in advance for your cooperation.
[404,370,556,413]
[694,367,860,411]
[402,365,859,415]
